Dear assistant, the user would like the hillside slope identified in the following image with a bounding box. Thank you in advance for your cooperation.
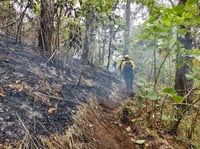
[0,34,183,149]
[0,34,122,144]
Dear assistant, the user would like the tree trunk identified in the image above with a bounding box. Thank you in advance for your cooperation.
[107,25,113,69]
[175,30,193,95]
[99,46,101,64]
[175,0,193,96]
[38,0,54,53]
[81,20,90,63]
[55,6,63,51]
[81,9,95,64]
[124,0,131,55]
[102,38,106,66]
[172,0,193,134]
[89,23,96,64]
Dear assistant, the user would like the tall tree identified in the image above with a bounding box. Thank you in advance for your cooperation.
[124,0,131,55]
[107,24,114,69]
[174,0,193,96]
[81,0,119,64]
[38,0,54,53]
[81,18,92,63]
[80,1,95,63]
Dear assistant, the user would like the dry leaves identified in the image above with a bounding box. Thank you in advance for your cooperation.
[0,88,5,96]
[126,126,131,132]
[84,79,96,87]
[48,107,57,114]
[7,83,24,91]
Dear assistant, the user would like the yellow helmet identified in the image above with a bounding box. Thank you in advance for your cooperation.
[124,54,129,58]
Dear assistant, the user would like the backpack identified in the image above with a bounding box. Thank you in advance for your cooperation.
[123,60,133,73]
[119,60,124,71]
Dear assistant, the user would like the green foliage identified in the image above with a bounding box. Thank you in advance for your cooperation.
[161,114,171,121]
[134,0,200,95]
[137,0,200,44]
[80,0,119,18]
[130,1,200,146]
[32,0,41,15]
[163,87,175,94]
[0,1,10,15]
[136,0,155,11]
[163,87,184,103]
[146,90,158,101]
[171,95,184,103]
[136,79,158,101]
[126,108,135,116]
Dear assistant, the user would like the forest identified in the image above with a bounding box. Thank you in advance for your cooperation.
[0,0,200,148]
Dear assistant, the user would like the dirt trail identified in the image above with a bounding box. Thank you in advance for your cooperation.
[84,102,135,149]
[68,88,182,149]
[69,89,137,149]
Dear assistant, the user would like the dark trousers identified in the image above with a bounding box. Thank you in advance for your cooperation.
[123,72,133,89]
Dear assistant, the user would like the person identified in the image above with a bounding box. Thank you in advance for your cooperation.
[113,60,117,71]
[109,60,117,72]
[120,55,136,89]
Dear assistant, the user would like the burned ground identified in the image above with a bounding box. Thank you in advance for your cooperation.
[0,34,188,149]
[0,34,121,144]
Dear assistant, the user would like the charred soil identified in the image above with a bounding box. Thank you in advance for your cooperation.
[0,34,187,149]
[0,34,120,145]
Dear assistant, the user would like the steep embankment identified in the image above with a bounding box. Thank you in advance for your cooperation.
[0,34,122,145]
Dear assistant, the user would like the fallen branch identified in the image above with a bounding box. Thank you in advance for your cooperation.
[44,50,57,64]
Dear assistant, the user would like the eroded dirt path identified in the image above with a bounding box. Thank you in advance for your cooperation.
[70,88,137,149]
[69,89,178,149]
[84,102,135,149]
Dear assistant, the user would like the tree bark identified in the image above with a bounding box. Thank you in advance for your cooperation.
[107,25,113,69]
[175,30,193,96]
[81,20,90,63]
[124,0,131,55]
[102,38,106,66]
[172,0,193,134]
[38,0,54,53]
[175,0,193,96]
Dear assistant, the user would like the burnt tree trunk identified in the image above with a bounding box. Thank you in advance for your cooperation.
[38,0,54,53]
